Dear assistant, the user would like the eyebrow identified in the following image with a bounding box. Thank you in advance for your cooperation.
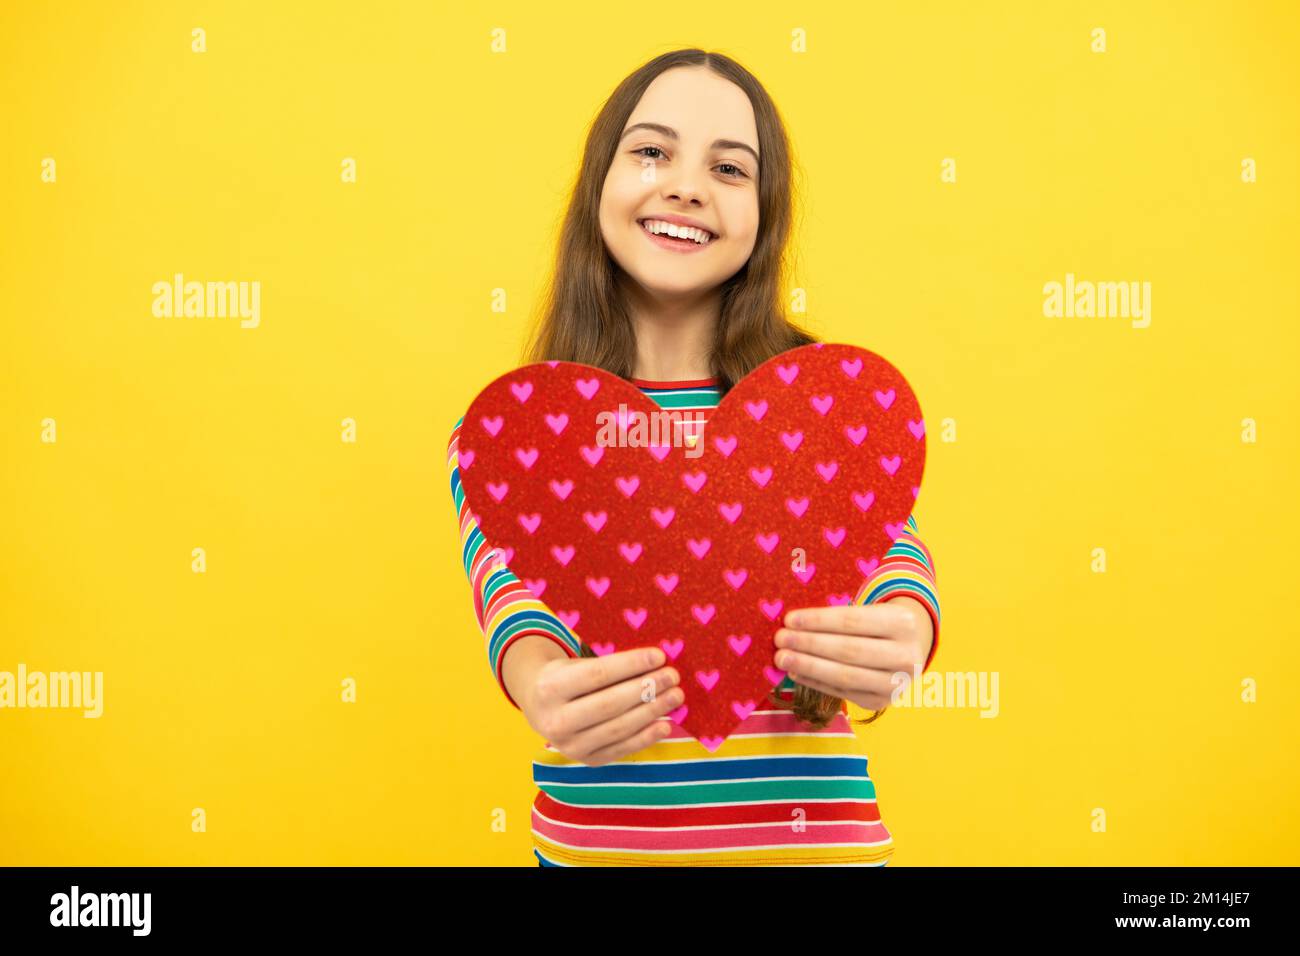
[620,122,759,166]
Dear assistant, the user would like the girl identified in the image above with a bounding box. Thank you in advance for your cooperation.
[447,49,940,866]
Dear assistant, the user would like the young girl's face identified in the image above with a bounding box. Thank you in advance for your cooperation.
[599,66,761,300]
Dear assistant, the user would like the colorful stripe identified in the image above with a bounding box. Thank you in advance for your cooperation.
[447,376,940,866]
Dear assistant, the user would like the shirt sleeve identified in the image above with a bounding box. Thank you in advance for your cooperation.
[447,415,582,709]
[853,512,941,674]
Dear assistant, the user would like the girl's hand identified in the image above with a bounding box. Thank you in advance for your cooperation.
[517,646,684,767]
[772,597,934,711]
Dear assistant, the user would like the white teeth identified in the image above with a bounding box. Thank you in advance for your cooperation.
[640,219,713,244]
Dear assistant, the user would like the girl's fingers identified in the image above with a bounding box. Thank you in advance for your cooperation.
[566,687,684,762]
[793,672,892,712]
[580,712,678,766]
[777,649,894,697]
[559,666,680,736]
[783,604,909,639]
[789,672,855,700]
[775,628,914,673]
[545,646,667,703]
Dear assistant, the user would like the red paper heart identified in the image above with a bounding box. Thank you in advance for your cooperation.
[457,343,926,749]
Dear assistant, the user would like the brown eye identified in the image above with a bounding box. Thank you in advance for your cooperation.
[717,162,748,179]
[634,146,665,160]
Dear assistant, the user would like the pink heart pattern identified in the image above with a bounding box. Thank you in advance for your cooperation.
[457,343,926,748]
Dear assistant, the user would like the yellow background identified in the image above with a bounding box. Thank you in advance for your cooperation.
[2,1,1297,865]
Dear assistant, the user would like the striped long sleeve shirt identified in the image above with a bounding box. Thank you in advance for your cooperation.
[448,375,941,866]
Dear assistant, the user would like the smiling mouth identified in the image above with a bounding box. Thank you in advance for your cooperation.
[637,218,717,246]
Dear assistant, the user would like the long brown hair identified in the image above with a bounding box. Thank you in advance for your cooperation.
[522,48,884,730]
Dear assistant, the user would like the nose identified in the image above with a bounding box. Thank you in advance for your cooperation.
[659,167,708,206]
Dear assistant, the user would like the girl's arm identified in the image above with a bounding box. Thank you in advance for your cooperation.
[447,416,582,709]
[852,513,941,673]
[449,416,684,761]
